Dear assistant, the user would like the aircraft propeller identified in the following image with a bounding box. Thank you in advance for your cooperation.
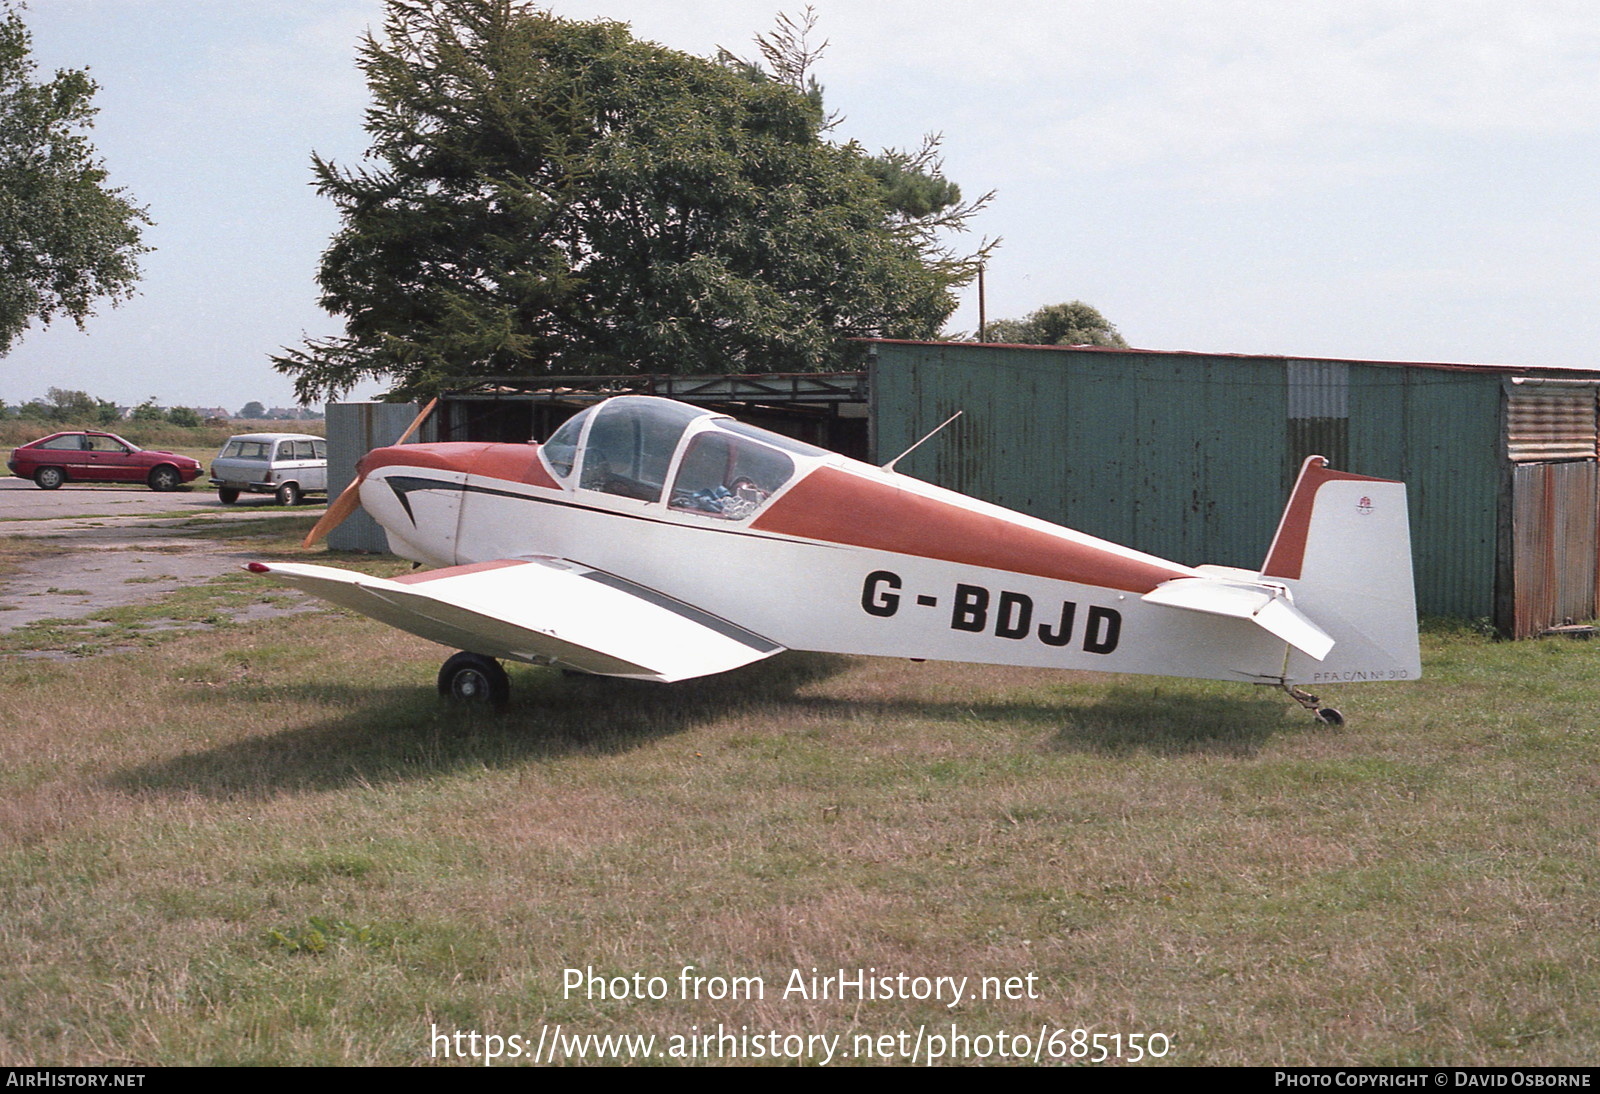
[302,397,438,548]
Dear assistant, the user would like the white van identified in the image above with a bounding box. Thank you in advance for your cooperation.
[210,432,328,505]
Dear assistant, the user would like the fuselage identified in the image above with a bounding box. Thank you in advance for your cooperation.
[348,396,1304,683]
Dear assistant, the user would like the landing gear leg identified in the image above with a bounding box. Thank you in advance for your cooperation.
[1278,681,1344,727]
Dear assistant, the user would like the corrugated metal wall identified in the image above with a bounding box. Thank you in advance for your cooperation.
[874,345,1286,572]
[1347,362,1502,620]
[325,401,427,552]
[1510,461,1598,636]
[871,342,1505,621]
[1286,359,1350,474]
[1505,381,1600,461]
[1503,380,1600,635]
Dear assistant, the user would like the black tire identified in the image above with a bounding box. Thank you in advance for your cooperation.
[148,465,182,492]
[438,652,510,707]
[275,481,302,506]
[218,487,240,505]
[33,467,64,490]
[1315,707,1345,727]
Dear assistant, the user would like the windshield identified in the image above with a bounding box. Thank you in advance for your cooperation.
[540,407,592,479]
[577,398,705,502]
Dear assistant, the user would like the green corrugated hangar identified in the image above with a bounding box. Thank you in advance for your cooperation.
[870,339,1600,638]
[332,339,1600,637]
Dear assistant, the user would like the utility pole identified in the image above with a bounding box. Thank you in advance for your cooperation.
[977,263,987,341]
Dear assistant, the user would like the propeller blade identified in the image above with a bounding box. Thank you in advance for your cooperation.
[395,397,438,445]
[303,477,363,547]
[302,396,439,548]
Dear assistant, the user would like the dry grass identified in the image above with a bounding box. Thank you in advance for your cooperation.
[0,562,1597,1065]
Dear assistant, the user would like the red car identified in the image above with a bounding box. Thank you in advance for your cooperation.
[7,431,204,491]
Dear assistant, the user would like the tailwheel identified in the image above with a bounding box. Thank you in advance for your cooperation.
[1277,681,1344,727]
[438,651,510,708]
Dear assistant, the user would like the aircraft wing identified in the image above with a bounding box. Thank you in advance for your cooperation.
[248,557,785,683]
[1141,576,1335,661]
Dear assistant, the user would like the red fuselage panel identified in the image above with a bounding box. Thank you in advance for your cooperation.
[359,442,558,490]
[752,466,1188,593]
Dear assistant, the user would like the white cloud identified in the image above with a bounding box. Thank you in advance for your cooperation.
[807,0,1600,194]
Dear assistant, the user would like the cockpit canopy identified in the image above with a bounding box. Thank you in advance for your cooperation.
[539,396,829,520]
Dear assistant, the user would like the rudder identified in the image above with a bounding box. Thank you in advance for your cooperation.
[1261,456,1422,684]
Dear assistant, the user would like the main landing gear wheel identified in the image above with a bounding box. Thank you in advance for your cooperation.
[438,651,510,708]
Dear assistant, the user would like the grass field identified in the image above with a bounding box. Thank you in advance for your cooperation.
[1,519,1597,1066]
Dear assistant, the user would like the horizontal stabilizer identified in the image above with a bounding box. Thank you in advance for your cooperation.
[1142,576,1335,661]
[249,557,784,683]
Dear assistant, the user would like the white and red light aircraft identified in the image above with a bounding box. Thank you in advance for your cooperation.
[249,395,1420,722]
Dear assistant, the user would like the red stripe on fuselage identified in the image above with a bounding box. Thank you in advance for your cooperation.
[358,442,558,489]
[751,466,1189,593]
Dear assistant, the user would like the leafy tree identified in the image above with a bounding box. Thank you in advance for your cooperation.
[718,9,976,223]
[131,397,163,422]
[39,386,117,423]
[238,400,267,419]
[0,3,149,355]
[984,301,1127,348]
[274,0,990,402]
[44,385,94,420]
[165,406,201,428]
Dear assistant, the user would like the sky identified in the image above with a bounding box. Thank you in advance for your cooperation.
[6,0,1600,414]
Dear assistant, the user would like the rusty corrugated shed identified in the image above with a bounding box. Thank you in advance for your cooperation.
[1504,379,1599,462]
[1510,461,1599,635]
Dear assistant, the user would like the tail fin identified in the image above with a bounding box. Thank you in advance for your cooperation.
[1260,456,1422,683]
